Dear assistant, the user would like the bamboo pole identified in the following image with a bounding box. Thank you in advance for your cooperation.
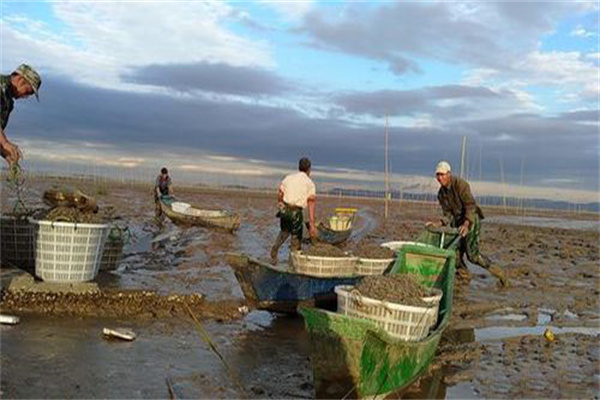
[384,114,389,220]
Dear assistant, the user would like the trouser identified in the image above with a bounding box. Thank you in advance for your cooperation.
[271,206,303,257]
[455,214,491,270]
[154,192,162,218]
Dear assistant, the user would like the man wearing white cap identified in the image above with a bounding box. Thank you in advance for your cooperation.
[429,160,508,286]
[0,64,42,166]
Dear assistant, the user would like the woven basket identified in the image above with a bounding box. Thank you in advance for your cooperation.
[356,257,395,276]
[335,285,442,341]
[290,251,358,277]
[0,216,35,269]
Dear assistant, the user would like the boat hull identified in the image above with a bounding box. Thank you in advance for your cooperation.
[227,254,360,313]
[300,247,456,398]
[160,201,241,232]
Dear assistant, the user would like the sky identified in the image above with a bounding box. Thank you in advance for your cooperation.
[1,0,599,202]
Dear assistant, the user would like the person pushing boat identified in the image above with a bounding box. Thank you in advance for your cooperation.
[427,160,508,286]
[270,157,317,265]
[154,167,173,218]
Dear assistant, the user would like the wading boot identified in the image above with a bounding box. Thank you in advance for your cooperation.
[456,267,471,284]
[269,248,278,266]
[488,265,509,287]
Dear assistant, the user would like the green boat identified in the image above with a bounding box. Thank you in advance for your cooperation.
[300,243,456,399]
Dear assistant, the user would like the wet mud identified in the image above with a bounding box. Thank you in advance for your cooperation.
[1,179,599,399]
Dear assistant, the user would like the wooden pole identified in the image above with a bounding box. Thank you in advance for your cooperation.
[460,136,467,179]
[499,156,507,212]
[384,114,389,220]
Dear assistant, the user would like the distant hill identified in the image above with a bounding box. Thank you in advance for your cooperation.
[325,187,600,213]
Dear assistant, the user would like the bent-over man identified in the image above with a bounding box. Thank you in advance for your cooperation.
[429,160,508,286]
[0,64,42,166]
[270,157,317,265]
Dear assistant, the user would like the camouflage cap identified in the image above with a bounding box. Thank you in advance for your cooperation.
[15,64,42,100]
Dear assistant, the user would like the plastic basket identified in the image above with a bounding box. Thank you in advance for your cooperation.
[356,257,395,276]
[99,227,125,271]
[380,241,432,252]
[290,251,358,277]
[30,219,110,282]
[335,285,442,341]
[0,216,35,269]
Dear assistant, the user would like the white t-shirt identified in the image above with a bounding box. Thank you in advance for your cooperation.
[280,171,316,209]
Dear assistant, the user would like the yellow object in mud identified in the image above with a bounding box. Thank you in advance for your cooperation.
[544,328,555,342]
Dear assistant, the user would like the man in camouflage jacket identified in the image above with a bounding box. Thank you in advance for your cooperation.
[0,64,42,166]
[429,160,508,286]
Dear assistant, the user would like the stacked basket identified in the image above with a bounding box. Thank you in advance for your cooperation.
[30,219,110,282]
[356,257,396,276]
[290,250,358,277]
[335,284,442,341]
[0,216,35,269]
[99,226,126,271]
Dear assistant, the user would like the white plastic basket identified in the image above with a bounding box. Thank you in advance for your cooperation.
[290,251,358,277]
[30,219,110,282]
[356,258,395,276]
[335,285,442,341]
[0,216,35,269]
[99,229,125,272]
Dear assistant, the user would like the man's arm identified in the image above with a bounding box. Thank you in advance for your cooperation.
[307,196,317,238]
[0,127,21,166]
[457,180,477,236]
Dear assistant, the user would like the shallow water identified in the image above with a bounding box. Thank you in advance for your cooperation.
[0,312,313,399]
[487,215,600,231]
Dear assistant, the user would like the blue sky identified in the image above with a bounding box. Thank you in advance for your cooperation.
[1,1,598,202]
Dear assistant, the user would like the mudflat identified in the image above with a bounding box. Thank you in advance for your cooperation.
[1,178,598,399]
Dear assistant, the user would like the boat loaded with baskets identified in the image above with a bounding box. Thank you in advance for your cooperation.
[160,195,241,233]
[228,240,400,313]
[299,228,460,399]
[226,253,360,313]
[315,207,357,245]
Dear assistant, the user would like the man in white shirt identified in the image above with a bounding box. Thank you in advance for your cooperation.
[270,157,317,265]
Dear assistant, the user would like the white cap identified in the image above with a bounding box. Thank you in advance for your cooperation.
[435,161,451,174]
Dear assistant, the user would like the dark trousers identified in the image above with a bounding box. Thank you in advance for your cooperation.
[271,206,303,258]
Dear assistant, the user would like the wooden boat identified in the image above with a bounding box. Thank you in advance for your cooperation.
[160,197,241,232]
[316,222,352,245]
[314,208,358,245]
[226,253,361,313]
[300,246,456,399]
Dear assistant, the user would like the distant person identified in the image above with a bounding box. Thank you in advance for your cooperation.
[0,64,42,166]
[154,167,173,217]
[427,160,508,286]
[270,157,317,265]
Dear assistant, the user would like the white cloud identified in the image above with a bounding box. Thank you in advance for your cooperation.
[260,0,315,22]
[570,26,595,38]
[1,2,274,90]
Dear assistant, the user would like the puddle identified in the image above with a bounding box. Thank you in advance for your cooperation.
[485,313,527,322]
[475,325,600,341]
[487,216,600,231]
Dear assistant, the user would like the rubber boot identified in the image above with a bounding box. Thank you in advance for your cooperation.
[488,265,509,287]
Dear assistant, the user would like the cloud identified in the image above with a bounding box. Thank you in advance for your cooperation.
[123,62,291,96]
[8,74,597,194]
[570,26,596,38]
[299,2,587,74]
[333,85,508,118]
[1,2,273,89]
[261,1,316,22]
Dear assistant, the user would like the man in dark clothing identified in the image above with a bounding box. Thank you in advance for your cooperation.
[154,167,173,217]
[429,160,508,286]
[0,64,42,166]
